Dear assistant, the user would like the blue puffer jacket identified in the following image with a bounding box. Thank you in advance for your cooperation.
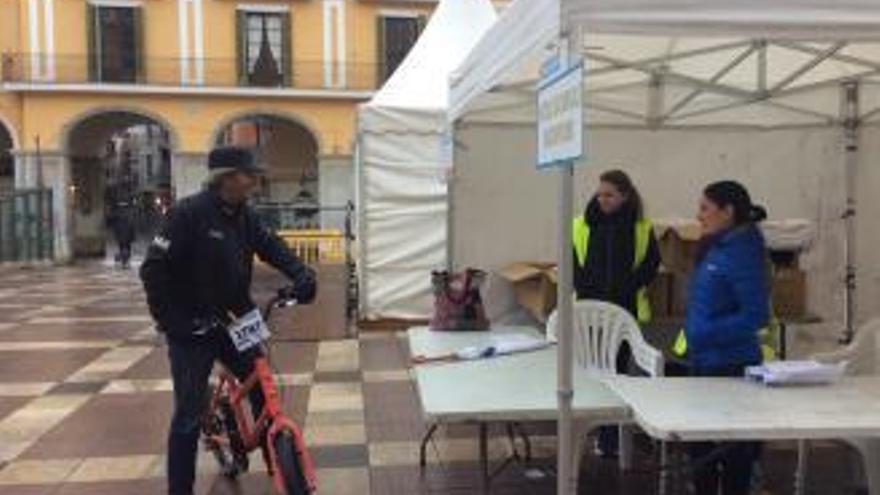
[685,225,769,369]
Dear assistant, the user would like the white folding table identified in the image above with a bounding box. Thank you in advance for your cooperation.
[408,326,630,493]
[604,375,880,495]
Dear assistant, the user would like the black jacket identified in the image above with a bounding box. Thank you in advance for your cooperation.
[573,198,660,316]
[140,189,312,341]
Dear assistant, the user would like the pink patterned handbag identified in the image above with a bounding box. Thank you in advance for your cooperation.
[429,269,490,331]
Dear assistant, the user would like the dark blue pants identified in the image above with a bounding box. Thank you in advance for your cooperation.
[166,333,265,495]
[688,363,761,495]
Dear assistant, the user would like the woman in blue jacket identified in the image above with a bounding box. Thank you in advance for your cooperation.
[686,180,769,495]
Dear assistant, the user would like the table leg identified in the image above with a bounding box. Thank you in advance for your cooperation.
[420,423,440,470]
[505,423,521,461]
[569,420,593,495]
[795,439,809,495]
[480,423,490,494]
[514,422,533,462]
[780,321,788,360]
[659,441,669,495]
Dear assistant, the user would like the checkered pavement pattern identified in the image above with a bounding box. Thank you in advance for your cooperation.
[0,264,862,495]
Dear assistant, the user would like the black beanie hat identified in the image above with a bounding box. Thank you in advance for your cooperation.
[207,146,263,177]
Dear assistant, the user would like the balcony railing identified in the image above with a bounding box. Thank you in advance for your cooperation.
[1,53,382,92]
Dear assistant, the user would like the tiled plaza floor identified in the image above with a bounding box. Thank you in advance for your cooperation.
[0,263,868,494]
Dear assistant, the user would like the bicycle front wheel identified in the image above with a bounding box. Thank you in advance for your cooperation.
[273,429,311,495]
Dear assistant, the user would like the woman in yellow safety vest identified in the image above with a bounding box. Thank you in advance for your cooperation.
[572,169,660,457]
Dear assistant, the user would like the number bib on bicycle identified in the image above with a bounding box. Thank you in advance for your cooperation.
[227,308,271,352]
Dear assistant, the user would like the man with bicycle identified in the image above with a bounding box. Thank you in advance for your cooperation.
[140,146,317,495]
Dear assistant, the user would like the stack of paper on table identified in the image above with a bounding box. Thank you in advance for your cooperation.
[745,360,847,386]
[412,334,551,364]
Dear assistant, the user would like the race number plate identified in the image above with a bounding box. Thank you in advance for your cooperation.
[227,309,271,352]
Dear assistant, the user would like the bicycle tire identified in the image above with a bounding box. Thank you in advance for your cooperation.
[273,430,311,495]
[219,399,249,474]
[201,396,248,480]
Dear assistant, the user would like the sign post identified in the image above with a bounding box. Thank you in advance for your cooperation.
[538,55,583,495]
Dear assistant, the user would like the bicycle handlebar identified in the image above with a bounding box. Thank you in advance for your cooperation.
[262,287,299,322]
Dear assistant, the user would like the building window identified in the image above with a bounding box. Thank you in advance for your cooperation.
[88,5,143,83]
[377,15,425,85]
[237,11,291,87]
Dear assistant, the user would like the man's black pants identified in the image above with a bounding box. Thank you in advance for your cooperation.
[166,332,265,495]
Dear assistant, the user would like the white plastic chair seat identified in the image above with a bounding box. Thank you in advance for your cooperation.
[547,300,665,482]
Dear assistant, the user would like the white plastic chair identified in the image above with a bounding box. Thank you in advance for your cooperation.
[796,318,880,495]
[547,300,665,479]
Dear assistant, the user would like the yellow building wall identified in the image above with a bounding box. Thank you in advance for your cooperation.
[202,1,238,87]
[19,92,358,154]
[143,0,182,85]
[5,0,443,155]
[54,0,87,83]
[0,0,21,55]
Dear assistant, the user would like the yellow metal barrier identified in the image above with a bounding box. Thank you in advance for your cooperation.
[278,229,345,264]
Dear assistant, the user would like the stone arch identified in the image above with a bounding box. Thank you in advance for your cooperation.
[63,107,178,259]
[0,116,19,150]
[61,105,180,154]
[208,108,323,154]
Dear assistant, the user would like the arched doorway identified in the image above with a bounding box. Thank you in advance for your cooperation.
[0,122,14,193]
[214,114,320,228]
[66,111,174,260]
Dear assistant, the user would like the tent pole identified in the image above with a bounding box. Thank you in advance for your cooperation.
[841,80,860,343]
[557,161,575,495]
[354,129,368,320]
[557,23,580,495]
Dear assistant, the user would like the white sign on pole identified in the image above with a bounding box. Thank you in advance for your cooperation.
[537,61,584,168]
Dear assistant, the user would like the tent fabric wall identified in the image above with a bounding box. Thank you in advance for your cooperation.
[452,123,853,324]
[357,0,496,320]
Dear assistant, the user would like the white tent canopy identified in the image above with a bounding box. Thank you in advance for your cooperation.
[356,0,497,320]
[447,1,880,493]
[451,0,880,129]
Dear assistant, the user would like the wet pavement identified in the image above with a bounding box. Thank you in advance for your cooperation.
[0,263,866,494]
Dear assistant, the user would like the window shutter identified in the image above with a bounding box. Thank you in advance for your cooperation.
[375,16,386,86]
[87,4,97,81]
[236,11,247,85]
[133,7,144,82]
[281,12,291,87]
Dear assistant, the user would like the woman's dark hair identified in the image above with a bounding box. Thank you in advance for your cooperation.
[703,180,767,225]
[599,169,644,219]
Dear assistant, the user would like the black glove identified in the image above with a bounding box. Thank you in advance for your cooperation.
[293,269,317,305]
[189,315,222,341]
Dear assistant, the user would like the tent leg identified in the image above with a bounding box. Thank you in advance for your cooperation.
[557,162,575,495]
[840,80,860,343]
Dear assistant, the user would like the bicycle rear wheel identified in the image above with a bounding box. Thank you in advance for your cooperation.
[273,429,311,495]
[202,398,249,479]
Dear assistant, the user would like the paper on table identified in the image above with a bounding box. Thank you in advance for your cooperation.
[745,360,847,386]
[456,334,550,360]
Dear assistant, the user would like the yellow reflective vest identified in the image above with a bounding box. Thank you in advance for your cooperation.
[572,217,653,323]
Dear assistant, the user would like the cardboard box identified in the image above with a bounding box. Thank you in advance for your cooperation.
[498,262,558,322]
[647,269,673,319]
[670,270,692,317]
[773,268,807,319]
[655,224,702,274]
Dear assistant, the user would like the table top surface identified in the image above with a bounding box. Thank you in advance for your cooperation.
[408,326,629,423]
[604,375,880,441]
[407,326,545,357]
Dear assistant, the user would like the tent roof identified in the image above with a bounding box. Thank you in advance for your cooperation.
[450,0,880,128]
[366,0,496,112]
